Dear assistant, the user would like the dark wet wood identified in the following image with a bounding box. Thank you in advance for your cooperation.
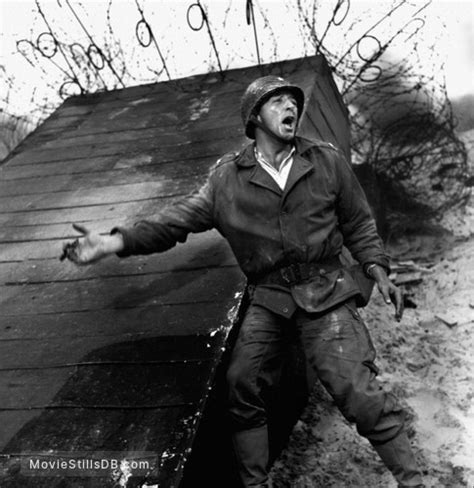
[1,266,244,315]
[0,301,229,341]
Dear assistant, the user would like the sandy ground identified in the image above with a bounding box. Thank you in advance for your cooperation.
[269,137,474,487]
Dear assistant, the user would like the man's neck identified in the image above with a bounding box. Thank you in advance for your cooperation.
[255,136,294,170]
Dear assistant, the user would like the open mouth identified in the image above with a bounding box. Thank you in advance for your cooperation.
[282,115,296,127]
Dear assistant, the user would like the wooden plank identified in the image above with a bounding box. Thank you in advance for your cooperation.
[0,230,210,261]
[1,404,196,486]
[27,107,238,142]
[299,110,325,141]
[7,133,243,167]
[36,92,242,128]
[29,122,242,152]
[305,87,338,144]
[0,155,215,182]
[0,181,198,214]
[0,410,43,453]
[1,233,236,282]
[0,217,133,242]
[1,154,124,179]
[0,266,245,315]
[314,75,347,149]
[0,360,214,406]
[0,196,184,228]
[2,331,230,363]
[0,331,225,370]
[317,56,349,120]
[0,300,234,340]
[9,89,236,151]
[322,74,351,159]
[291,61,350,157]
[15,104,242,148]
[46,78,245,116]
[0,207,233,260]
[0,170,206,198]
[0,167,203,196]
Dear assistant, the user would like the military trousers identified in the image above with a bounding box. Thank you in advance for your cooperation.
[227,299,406,443]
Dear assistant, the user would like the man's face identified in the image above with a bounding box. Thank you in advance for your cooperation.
[257,90,298,141]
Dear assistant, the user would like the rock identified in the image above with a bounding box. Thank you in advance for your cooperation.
[435,314,458,328]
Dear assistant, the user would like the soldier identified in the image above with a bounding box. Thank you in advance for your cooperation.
[63,76,424,488]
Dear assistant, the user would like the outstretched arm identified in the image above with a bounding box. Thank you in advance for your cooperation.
[62,170,216,264]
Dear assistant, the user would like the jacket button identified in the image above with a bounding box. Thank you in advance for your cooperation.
[283,307,289,313]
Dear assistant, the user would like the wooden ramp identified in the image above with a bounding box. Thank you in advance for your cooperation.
[0,55,349,487]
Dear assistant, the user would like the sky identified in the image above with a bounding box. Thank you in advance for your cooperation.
[0,0,473,121]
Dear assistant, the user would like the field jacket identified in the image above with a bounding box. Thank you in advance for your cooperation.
[114,136,389,317]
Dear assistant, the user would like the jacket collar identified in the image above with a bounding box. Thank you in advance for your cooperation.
[235,136,317,168]
[235,136,316,196]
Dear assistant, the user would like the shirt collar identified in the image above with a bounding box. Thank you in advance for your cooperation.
[235,136,317,168]
[254,146,295,173]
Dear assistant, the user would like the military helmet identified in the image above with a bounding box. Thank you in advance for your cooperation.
[241,75,305,139]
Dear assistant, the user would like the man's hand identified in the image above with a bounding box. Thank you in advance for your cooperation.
[369,264,404,321]
[60,224,124,265]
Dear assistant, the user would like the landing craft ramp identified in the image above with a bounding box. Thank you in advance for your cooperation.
[0,55,350,487]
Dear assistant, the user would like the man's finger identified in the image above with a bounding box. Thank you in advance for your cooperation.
[387,284,403,321]
[394,288,404,321]
[72,223,89,235]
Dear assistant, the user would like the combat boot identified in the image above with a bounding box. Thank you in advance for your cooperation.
[371,430,424,487]
[232,425,270,488]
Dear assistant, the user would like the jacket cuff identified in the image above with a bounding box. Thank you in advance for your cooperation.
[110,227,133,258]
[363,259,390,277]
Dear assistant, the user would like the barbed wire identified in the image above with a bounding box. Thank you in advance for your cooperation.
[296,0,470,219]
[134,0,171,80]
[34,0,85,96]
[64,0,125,88]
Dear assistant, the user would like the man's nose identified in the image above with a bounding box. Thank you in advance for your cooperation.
[283,96,297,110]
